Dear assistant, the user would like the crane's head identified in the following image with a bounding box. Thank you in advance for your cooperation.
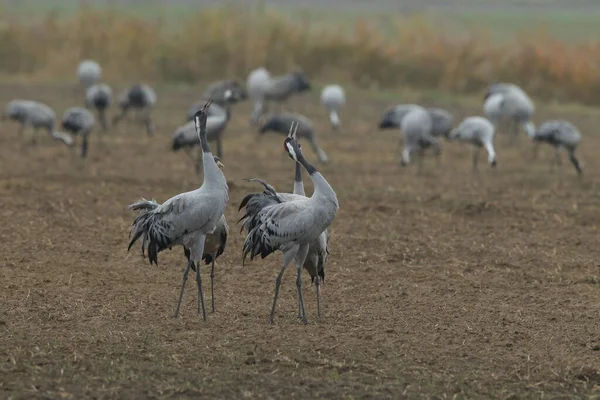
[284,120,302,162]
[193,98,213,133]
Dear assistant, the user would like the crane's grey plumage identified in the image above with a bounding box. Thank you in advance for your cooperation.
[449,116,497,171]
[248,69,311,123]
[379,105,440,168]
[85,83,112,131]
[61,107,95,158]
[238,123,338,324]
[77,60,102,89]
[130,199,228,313]
[379,104,453,138]
[526,120,583,175]
[186,80,247,121]
[175,90,240,167]
[112,84,157,135]
[3,100,73,148]
[399,107,439,167]
[320,84,345,131]
[260,113,329,164]
[483,83,535,146]
[240,162,329,320]
[426,107,454,138]
[127,99,229,320]
[246,67,271,125]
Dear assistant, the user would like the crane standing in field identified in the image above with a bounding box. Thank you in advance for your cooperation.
[526,120,583,175]
[112,84,157,136]
[320,84,346,131]
[239,124,338,324]
[247,67,272,125]
[483,83,535,146]
[77,60,102,90]
[379,105,440,169]
[127,99,229,320]
[85,83,112,131]
[186,79,247,121]
[3,100,74,148]
[61,107,96,158]
[239,136,329,320]
[173,89,243,168]
[259,113,329,164]
[448,116,497,171]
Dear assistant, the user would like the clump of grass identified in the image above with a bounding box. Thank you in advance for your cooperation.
[1,5,599,104]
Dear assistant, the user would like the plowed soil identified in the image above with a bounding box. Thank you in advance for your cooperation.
[1,83,599,399]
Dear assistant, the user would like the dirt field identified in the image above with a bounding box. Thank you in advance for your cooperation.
[1,83,599,399]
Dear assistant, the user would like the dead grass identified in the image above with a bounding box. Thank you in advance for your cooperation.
[1,6,600,104]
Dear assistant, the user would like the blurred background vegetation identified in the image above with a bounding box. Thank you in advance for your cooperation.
[1,0,599,104]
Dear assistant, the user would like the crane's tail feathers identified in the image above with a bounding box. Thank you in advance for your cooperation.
[128,198,161,212]
[127,204,173,265]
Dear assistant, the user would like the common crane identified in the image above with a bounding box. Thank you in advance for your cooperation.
[320,84,345,131]
[260,113,329,164]
[112,84,157,136]
[127,99,229,320]
[85,83,112,131]
[526,120,583,175]
[238,123,338,324]
[61,107,95,158]
[449,116,497,171]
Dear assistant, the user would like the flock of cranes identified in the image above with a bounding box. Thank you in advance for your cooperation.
[0,58,586,323]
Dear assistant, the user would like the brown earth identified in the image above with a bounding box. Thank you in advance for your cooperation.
[0,83,599,399]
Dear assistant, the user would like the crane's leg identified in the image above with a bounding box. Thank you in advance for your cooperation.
[555,145,563,168]
[111,107,128,129]
[510,121,519,147]
[190,235,208,321]
[569,150,583,176]
[294,244,310,324]
[99,108,109,132]
[315,276,321,320]
[269,245,298,324]
[81,133,89,159]
[143,109,155,137]
[531,142,540,160]
[210,258,216,313]
[173,259,193,318]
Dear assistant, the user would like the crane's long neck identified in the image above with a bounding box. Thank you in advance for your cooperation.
[293,162,305,196]
[296,154,337,206]
[197,115,227,190]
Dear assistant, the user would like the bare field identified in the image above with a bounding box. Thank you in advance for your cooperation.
[1,83,599,399]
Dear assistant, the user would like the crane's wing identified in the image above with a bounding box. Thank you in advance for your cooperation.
[128,191,219,264]
[241,199,317,264]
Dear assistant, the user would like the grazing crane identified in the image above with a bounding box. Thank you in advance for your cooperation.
[186,80,247,121]
[320,84,346,131]
[127,99,229,320]
[426,107,454,138]
[448,116,497,171]
[3,100,73,148]
[61,107,96,158]
[85,83,112,131]
[246,67,271,125]
[112,84,157,135]
[239,158,329,320]
[379,105,440,168]
[238,124,338,324]
[525,120,583,175]
[260,113,329,164]
[483,83,534,146]
[174,89,241,167]
[77,60,102,89]
[379,104,453,138]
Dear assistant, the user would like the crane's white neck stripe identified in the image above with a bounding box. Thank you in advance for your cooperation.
[286,142,298,161]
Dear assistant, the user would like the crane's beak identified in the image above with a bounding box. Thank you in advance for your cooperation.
[216,160,225,169]
[203,97,213,111]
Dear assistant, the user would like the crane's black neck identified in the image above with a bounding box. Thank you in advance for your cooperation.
[198,116,211,153]
[297,153,317,176]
